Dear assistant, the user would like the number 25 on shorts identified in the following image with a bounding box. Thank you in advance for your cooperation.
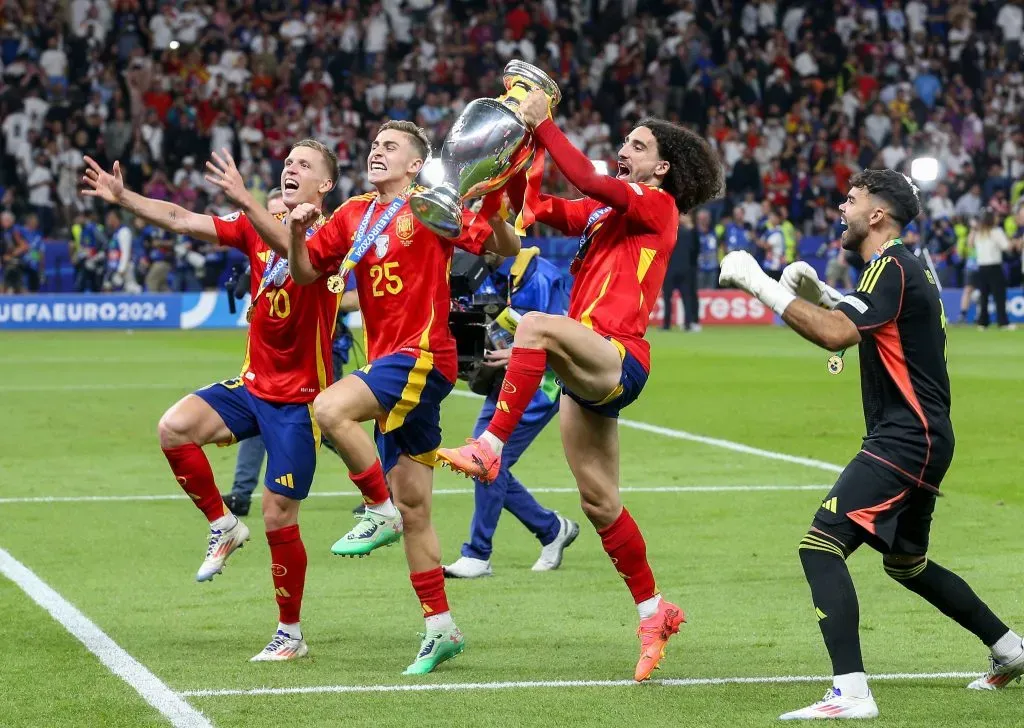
[370,262,403,297]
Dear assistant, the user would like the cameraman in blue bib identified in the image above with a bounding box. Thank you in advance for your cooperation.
[444,246,580,579]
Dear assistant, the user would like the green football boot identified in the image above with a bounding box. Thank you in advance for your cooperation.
[403,626,465,675]
[330,510,402,557]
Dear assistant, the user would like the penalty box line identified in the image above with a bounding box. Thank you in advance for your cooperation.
[0,545,214,728]
[446,390,844,474]
[0,484,832,505]
[181,671,981,698]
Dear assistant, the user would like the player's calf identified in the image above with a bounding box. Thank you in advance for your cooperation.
[883,554,1024,690]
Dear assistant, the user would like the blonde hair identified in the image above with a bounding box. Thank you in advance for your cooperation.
[378,120,432,162]
[291,139,338,190]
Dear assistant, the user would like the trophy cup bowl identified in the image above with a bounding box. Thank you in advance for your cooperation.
[410,61,561,238]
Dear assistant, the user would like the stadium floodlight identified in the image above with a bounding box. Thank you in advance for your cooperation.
[421,158,445,187]
[592,160,609,176]
[169,40,180,50]
[910,157,939,183]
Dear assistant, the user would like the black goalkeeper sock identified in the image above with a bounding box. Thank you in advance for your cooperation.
[799,534,864,675]
[885,558,1009,646]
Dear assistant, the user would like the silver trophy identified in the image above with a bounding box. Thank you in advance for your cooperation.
[409,60,561,238]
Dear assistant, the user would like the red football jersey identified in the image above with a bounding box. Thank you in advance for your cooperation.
[305,189,492,383]
[533,182,678,371]
[213,211,340,404]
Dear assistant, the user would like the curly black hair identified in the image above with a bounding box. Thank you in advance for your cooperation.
[638,118,724,212]
[848,168,921,228]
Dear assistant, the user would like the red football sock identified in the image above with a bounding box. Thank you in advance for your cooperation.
[162,444,227,522]
[350,460,389,506]
[267,525,307,625]
[410,567,450,616]
[486,346,547,442]
[598,508,658,605]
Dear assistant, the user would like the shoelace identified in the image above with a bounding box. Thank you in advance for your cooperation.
[814,688,841,705]
[414,632,439,659]
[349,514,382,538]
[204,528,225,558]
[265,630,291,652]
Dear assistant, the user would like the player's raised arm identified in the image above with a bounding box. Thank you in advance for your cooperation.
[286,203,323,284]
[205,149,290,257]
[483,214,521,257]
[81,157,220,244]
[517,90,631,212]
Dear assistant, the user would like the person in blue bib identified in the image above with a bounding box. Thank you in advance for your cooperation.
[444,247,580,579]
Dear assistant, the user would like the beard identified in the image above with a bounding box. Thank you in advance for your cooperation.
[841,218,867,251]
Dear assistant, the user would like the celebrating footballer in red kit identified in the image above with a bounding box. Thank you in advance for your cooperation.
[437,89,724,681]
[281,120,521,675]
[83,140,346,662]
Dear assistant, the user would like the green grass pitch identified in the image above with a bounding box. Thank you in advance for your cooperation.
[0,326,1021,727]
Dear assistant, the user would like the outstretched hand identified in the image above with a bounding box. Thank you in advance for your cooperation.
[81,156,125,204]
[205,148,250,206]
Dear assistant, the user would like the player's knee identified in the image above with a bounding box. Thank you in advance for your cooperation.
[883,553,928,581]
[797,528,850,564]
[312,390,347,433]
[514,311,550,349]
[157,408,194,449]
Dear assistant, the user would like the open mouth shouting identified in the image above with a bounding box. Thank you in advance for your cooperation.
[616,161,630,180]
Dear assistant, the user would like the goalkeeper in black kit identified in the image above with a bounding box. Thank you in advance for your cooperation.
[720,169,1023,720]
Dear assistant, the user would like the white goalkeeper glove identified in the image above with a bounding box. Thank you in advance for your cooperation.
[719,250,795,315]
[780,261,843,310]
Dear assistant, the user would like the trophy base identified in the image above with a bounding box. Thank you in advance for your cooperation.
[409,185,464,239]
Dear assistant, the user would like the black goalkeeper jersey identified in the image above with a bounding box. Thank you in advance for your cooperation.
[835,243,954,489]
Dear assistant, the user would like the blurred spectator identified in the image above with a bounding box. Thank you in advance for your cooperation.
[970,209,1014,330]
[0,0,1017,304]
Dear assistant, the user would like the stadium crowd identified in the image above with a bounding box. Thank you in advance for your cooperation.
[0,0,1023,305]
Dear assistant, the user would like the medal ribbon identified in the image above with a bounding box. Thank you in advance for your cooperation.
[570,206,612,274]
[248,214,325,320]
[336,194,407,288]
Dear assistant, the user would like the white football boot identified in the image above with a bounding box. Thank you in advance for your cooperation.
[532,514,580,572]
[968,644,1024,690]
[250,628,309,662]
[443,556,493,579]
[779,687,879,720]
[196,517,250,582]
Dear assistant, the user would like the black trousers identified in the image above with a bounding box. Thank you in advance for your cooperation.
[662,268,699,329]
[977,264,1009,327]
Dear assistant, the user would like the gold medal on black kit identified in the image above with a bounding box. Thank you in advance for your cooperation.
[827,354,844,375]
[327,275,344,293]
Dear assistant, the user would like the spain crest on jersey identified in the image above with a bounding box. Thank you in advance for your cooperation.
[396,213,414,243]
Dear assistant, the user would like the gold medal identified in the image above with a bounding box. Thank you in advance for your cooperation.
[827,354,844,375]
[245,304,254,323]
[327,275,344,294]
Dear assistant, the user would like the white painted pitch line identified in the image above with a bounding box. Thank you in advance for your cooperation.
[0,382,193,392]
[447,390,844,474]
[0,546,214,728]
[1,382,844,475]
[0,484,831,505]
[180,670,981,697]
